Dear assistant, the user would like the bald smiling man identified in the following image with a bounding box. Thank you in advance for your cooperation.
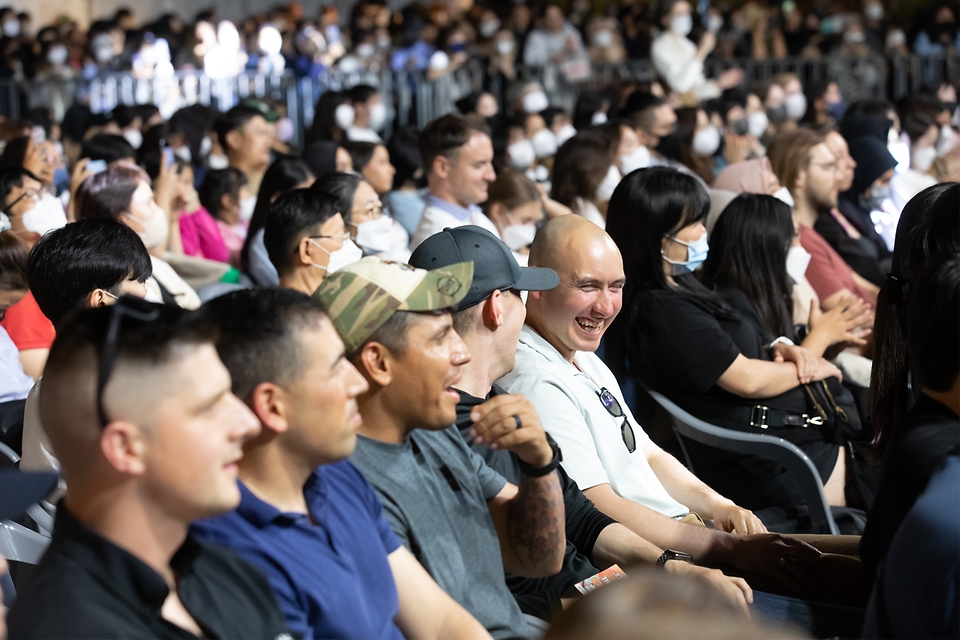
[499,216,824,585]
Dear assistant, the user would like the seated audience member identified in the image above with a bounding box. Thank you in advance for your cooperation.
[313,172,410,260]
[264,188,360,295]
[862,183,960,584]
[481,170,545,260]
[676,107,720,184]
[551,133,620,229]
[79,132,136,164]
[410,114,500,249]
[76,164,200,309]
[601,169,849,529]
[889,99,940,211]
[316,258,566,639]
[344,85,387,143]
[215,104,275,194]
[241,157,315,286]
[195,167,248,267]
[178,163,230,265]
[410,226,756,621]
[192,288,490,639]
[622,92,679,168]
[863,452,960,639]
[522,4,586,68]
[0,167,65,377]
[22,218,153,473]
[301,140,353,179]
[831,136,896,285]
[343,141,397,198]
[383,126,427,237]
[0,229,34,447]
[767,129,879,308]
[7,301,287,638]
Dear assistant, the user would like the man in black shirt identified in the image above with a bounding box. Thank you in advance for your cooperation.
[409,226,755,622]
[8,301,289,639]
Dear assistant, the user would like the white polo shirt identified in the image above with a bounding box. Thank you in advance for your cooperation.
[499,325,689,518]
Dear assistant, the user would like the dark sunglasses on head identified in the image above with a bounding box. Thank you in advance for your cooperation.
[96,296,162,428]
[597,387,636,453]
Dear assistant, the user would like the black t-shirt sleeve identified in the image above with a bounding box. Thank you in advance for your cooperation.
[558,466,616,558]
[637,292,741,395]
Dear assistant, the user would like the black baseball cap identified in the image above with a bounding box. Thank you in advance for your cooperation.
[0,469,58,521]
[410,226,559,309]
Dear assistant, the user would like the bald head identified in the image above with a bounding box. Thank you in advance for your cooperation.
[526,215,625,362]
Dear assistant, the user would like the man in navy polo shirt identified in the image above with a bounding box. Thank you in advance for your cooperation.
[192,288,489,640]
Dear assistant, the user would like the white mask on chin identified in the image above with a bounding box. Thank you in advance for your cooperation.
[501,218,537,251]
[19,193,68,236]
[354,216,394,254]
[125,209,169,250]
[772,186,795,208]
[208,154,229,170]
[310,238,363,273]
[507,139,536,169]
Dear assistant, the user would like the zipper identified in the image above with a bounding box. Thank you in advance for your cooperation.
[820,381,850,423]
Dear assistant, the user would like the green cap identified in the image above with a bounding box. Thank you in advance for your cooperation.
[315,257,474,354]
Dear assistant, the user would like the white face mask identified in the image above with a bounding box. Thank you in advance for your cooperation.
[479,19,501,38]
[125,208,169,250]
[501,220,537,251]
[369,102,387,131]
[239,196,257,222]
[911,145,937,173]
[19,193,67,235]
[531,128,558,159]
[507,139,536,169]
[208,153,229,170]
[692,125,721,157]
[310,237,363,273]
[786,246,811,284]
[555,124,577,146]
[144,287,162,304]
[174,145,192,163]
[937,125,957,157]
[356,43,375,58]
[496,39,514,55]
[773,186,795,208]
[47,45,68,66]
[522,91,549,114]
[784,93,807,120]
[2,19,20,38]
[354,216,393,254]
[335,103,356,130]
[621,145,651,174]
[748,111,769,138]
[200,136,213,158]
[864,2,883,20]
[596,165,621,203]
[593,30,613,48]
[123,129,143,150]
[591,111,608,125]
[887,129,910,172]
[670,14,693,36]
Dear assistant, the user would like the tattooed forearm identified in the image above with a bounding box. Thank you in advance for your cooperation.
[508,471,565,577]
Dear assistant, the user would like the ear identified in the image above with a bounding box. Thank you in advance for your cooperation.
[225,129,243,152]
[487,201,504,226]
[480,290,505,330]
[249,382,288,435]
[297,236,316,268]
[85,289,111,309]
[219,192,236,212]
[432,154,450,181]
[358,342,393,388]
[794,168,807,193]
[100,421,147,476]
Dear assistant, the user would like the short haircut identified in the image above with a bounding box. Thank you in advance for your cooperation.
[387,126,422,188]
[262,188,341,275]
[80,133,136,163]
[342,140,378,172]
[198,168,248,221]
[312,172,361,224]
[622,91,665,128]
[418,114,490,177]
[482,168,540,216]
[346,84,379,105]
[0,166,36,211]
[909,252,960,393]
[27,219,153,327]
[198,288,329,401]
[0,136,30,169]
[767,129,825,195]
[0,231,28,291]
[112,104,139,129]
[215,104,266,150]
[75,164,150,222]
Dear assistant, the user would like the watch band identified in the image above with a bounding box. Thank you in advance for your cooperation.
[517,433,562,478]
[656,549,694,567]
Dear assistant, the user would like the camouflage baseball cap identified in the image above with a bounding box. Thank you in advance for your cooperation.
[315,257,474,354]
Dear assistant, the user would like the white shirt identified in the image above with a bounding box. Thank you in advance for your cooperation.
[573,197,606,229]
[650,32,720,101]
[20,378,59,473]
[499,326,689,518]
[148,256,201,310]
[0,326,33,403]
[346,126,383,143]
[522,23,585,67]
[410,201,501,251]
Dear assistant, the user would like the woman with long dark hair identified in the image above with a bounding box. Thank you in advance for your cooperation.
[605,167,847,529]
[240,157,315,286]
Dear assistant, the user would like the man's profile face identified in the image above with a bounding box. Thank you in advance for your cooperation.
[537,239,625,357]
[284,319,369,464]
[645,105,677,148]
[383,313,471,429]
[237,115,274,165]
[801,142,840,210]
[499,289,527,372]
[447,132,496,207]
[139,344,261,520]
[824,132,856,193]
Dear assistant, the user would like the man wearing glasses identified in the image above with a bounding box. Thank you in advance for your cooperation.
[7,300,289,638]
[263,188,362,295]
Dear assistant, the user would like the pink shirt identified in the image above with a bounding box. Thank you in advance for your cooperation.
[179,206,230,264]
[216,219,249,269]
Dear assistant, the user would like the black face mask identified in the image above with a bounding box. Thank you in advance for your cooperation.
[655,132,682,160]
[731,118,749,136]
[767,104,788,124]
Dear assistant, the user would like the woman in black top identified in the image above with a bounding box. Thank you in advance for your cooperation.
[605,167,846,530]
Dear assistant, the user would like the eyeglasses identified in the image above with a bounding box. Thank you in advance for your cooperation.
[351,202,384,220]
[597,387,636,453]
[4,187,43,211]
[300,231,351,253]
[96,296,161,428]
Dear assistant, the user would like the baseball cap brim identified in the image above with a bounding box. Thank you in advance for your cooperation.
[0,470,58,521]
[514,266,560,292]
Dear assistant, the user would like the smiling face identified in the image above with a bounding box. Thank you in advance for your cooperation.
[532,233,625,361]
[444,132,496,207]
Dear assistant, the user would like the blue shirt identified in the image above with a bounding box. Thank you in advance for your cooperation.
[422,194,482,223]
[192,460,404,640]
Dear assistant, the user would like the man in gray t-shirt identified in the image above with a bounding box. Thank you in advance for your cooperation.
[316,258,566,640]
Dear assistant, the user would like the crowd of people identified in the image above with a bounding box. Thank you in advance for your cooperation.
[0,1,957,639]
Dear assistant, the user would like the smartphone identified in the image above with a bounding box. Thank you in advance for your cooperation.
[159,139,175,170]
[87,159,107,174]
